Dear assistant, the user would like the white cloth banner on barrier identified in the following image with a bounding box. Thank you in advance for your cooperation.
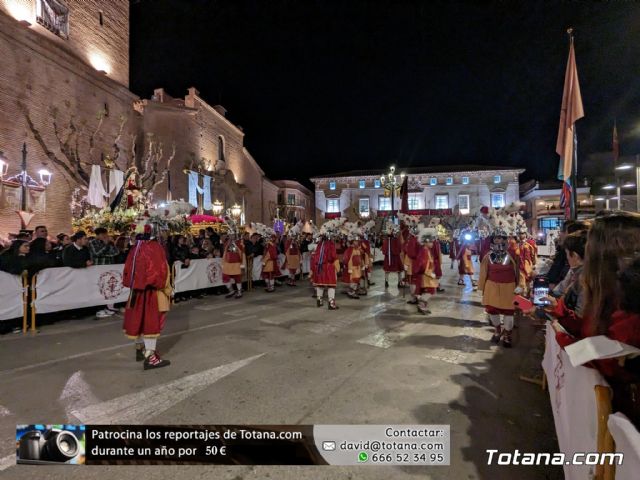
[173,258,224,293]
[34,265,130,314]
[541,322,609,480]
[0,271,23,321]
[252,255,263,281]
[607,412,640,480]
[301,252,311,274]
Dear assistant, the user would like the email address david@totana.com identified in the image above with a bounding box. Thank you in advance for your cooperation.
[486,449,624,466]
[339,440,446,452]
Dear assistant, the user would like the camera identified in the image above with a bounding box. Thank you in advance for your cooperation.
[18,428,80,464]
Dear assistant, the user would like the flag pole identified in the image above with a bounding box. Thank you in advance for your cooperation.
[568,28,579,221]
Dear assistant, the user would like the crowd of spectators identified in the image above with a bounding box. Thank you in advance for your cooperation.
[541,211,640,427]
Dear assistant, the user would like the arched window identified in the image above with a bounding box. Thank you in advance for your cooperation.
[217,136,225,164]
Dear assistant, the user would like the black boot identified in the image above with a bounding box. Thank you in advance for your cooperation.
[143,351,171,370]
[328,299,339,310]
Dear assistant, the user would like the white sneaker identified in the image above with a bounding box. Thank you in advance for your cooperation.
[96,309,115,318]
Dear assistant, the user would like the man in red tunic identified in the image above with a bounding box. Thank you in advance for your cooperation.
[222,233,246,299]
[427,219,445,292]
[382,225,403,288]
[343,237,364,299]
[413,227,439,315]
[311,227,341,310]
[123,224,172,370]
[261,231,280,292]
[284,234,301,286]
[457,230,477,289]
[475,206,493,262]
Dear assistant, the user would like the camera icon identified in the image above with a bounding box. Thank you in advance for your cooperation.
[17,428,81,464]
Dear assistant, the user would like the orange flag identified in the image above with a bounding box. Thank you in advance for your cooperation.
[556,36,584,181]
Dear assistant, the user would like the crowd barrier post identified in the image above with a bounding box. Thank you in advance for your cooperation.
[594,385,615,480]
[171,262,177,304]
[28,273,38,334]
[21,271,29,334]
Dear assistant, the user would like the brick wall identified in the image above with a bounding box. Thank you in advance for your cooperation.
[0,0,129,87]
[140,88,269,225]
[0,10,138,237]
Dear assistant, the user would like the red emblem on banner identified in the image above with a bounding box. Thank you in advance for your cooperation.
[207,261,222,285]
[98,271,124,300]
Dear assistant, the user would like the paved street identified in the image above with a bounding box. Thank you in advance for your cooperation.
[0,264,560,480]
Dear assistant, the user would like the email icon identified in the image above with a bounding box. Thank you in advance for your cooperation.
[322,441,336,451]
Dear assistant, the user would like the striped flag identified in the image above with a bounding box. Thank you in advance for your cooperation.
[560,180,572,218]
[556,33,584,219]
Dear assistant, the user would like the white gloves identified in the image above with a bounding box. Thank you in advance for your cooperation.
[514,287,523,294]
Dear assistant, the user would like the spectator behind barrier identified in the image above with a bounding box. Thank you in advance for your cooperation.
[27,237,61,274]
[89,227,119,265]
[546,220,589,288]
[33,225,48,240]
[548,230,588,319]
[0,240,30,275]
[114,236,131,264]
[62,231,93,268]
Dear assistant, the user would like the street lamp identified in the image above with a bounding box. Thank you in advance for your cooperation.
[230,203,242,218]
[380,165,404,221]
[38,169,52,186]
[211,199,223,215]
[1,143,53,228]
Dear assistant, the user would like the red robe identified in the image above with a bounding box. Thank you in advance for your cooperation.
[342,245,364,283]
[284,238,301,272]
[430,240,443,279]
[526,238,538,264]
[311,240,339,287]
[261,242,280,279]
[449,239,459,260]
[457,244,474,275]
[382,236,403,272]
[123,240,169,338]
[413,245,438,294]
[403,234,419,277]
[478,237,491,262]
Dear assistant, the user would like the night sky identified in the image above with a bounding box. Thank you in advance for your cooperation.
[130,0,640,185]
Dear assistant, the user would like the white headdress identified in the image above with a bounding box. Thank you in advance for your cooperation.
[417,226,438,244]
[319,217,346,239]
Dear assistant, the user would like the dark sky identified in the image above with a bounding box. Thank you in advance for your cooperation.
[130,0,640,185]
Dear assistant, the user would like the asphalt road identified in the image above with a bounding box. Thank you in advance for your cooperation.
[0,262,560,479]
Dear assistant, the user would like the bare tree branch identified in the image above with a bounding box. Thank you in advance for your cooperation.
[149,142,176,193]
[19,101,85,186]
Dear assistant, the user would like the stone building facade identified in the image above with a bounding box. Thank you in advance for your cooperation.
[0,1,279,237]
[310,165,524,224]
[272,180,314,223]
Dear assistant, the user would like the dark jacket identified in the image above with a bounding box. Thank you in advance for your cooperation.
[62,244,91,268]
[26,252,61,273]
[0,253,29,275]
[546,248,568,285]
